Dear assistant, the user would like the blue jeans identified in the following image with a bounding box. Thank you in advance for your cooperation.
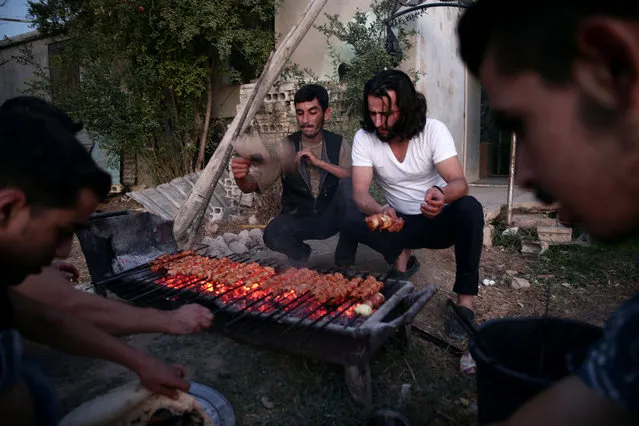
[0,328,60,425]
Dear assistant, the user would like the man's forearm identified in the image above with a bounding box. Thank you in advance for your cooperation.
[69,295,173,335]
[354,191,384,216]
[235,175,258,193]
[318,160,351,178]
[441,178,468,203]
[12,292,153,373]
[15,268,173,336]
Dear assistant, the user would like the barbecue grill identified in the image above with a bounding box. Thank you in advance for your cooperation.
[95,251,436,405]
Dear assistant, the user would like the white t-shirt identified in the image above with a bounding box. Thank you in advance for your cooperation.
[352,118,458,215]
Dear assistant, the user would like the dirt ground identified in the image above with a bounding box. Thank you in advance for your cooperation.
[28,198,639,425]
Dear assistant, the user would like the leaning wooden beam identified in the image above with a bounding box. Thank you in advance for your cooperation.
[173,0,329,244]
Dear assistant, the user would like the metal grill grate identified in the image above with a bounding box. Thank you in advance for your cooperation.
[96,251,437,368]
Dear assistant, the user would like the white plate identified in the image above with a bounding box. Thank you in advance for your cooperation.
[189,382,236,426]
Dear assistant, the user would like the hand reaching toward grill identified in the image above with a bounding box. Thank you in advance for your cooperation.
[135,358,190,400]
[166,304,214,335]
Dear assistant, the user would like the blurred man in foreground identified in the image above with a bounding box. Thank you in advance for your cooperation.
[0,97,189,425]
[458,1,639,424]
[2,96,213,337]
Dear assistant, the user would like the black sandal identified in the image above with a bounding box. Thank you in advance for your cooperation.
[387,255,421,280]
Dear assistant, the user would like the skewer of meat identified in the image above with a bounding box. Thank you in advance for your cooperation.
[365,214,405,232]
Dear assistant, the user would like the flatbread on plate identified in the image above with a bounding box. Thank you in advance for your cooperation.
[113,391,214,426]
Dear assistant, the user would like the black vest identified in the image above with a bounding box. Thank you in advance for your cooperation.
[280,130,342,216]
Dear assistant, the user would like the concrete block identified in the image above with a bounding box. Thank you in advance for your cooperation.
[483,224,494,248]
[109,184,125,194]
[537,226,572,244]
[512,214,558,229]
[521,241,549,256]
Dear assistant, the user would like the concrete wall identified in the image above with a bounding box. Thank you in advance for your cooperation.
[464,74,482,182]
[401,6,481,182]
[402,7,465,160]
[212,80,241,119]
[275,0,369,80]
[0,31,48,104]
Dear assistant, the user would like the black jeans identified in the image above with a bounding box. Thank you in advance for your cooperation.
[263,179,358,265]
[341,196,484,295]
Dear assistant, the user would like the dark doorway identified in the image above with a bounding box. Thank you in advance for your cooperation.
[479,88,512,178]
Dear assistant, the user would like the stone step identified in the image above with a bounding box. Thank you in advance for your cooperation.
[511,214,558,229]
[537,226,573,244]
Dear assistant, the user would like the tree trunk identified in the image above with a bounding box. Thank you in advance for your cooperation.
[173,0,329,244]
[195,62,214,172]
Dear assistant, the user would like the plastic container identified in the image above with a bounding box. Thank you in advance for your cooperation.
[469,316,602,425]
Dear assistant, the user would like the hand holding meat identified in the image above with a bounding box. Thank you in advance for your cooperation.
[166,304,213,335]
[365,213,405,232]
[421,187,445,218]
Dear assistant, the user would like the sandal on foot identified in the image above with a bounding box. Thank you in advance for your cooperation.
[387,255,421,280]
[444,305,476,341]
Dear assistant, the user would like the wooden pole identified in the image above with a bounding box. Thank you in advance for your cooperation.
[506,133,517,225]
[173,0,328,244]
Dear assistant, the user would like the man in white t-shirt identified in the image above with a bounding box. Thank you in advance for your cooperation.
[343,69,484,339]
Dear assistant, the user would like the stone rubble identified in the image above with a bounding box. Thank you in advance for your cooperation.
[201,227,265,258]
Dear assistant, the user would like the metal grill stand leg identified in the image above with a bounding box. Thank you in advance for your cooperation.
[344,363,372,407]
[399,324,413,349]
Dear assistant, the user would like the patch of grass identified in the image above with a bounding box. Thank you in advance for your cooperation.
[178,336,476,426]
[535,238,639,287]
[491,206,538,249]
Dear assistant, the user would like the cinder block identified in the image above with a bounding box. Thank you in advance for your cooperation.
[511,214,558,228]
[483,224,494,248]
[109,184,125,194]
[537,226,572,244]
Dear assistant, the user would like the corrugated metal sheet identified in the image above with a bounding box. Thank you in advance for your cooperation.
[127,171,233,221]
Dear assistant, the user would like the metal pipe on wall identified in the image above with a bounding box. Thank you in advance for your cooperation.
[506,133,517,225]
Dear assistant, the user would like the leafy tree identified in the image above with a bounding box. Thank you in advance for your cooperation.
[22,0,277,182]
[315,0,418,125]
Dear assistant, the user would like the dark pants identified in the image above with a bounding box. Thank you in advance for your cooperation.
[263,179,358,265]
[342,196,484,295]
[0,329,60,426]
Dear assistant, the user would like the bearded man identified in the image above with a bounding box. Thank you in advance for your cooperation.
[342,69,485,339]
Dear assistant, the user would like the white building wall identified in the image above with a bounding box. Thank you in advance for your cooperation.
[0,31,48,104]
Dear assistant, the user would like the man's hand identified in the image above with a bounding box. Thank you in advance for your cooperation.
[381,206,398,219]
[135,358,190,399]
[53,261,80,282]
[296,149,322,167]
[421,187,445,218]
[166,304,213,335]
[231,157,251,180]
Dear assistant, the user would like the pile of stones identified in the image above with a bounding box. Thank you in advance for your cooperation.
[200,228,265,257]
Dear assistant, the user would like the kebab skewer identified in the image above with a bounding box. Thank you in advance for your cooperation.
[365,213,405,232]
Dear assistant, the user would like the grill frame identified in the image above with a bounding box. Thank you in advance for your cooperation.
[97,253,436,366]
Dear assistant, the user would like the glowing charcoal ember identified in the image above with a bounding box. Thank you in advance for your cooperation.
[152,255,385,322]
